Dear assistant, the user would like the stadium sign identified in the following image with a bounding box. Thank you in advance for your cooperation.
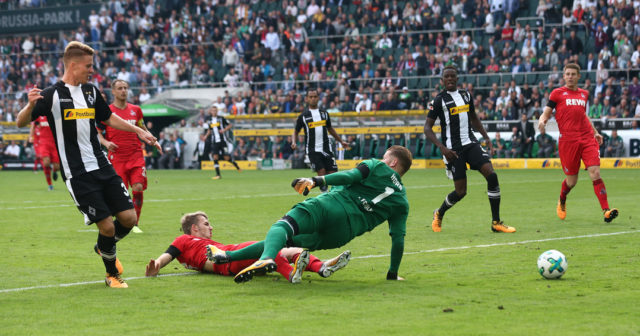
[0,4,101,34]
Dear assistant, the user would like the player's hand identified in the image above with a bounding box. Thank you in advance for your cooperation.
[153,140,163,154]
[104,140,119,152]
[441,147,458,161]
[291,143,297,150]
[27,87,43,106]
[145,259,160,277]
[537,120,546,132]
[595,133,603,145]
[341,141,351,150]
[137,129,157,146]
[484,138,493,153]
[291,177,315,196]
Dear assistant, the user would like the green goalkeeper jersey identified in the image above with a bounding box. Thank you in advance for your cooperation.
[295,159,409,272]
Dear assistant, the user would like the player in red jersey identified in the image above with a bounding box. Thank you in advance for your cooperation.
[29,115,60,190]
[538,63,618,223]
[144,211,351,283]
[99,79,162,233]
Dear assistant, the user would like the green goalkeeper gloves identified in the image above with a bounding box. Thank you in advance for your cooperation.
[291,176,325,196]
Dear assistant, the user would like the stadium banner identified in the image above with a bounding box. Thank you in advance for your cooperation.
[257,158,292,170]
[600,158,640,168]
[0,4,101,34]
[337,159,445,170]
[226,110,429,120]
[491,159,527,169]
[1,133,29,141]
[234,126,440,136]
[201,160,257,170]
[141,104,189,117]
[526,158,565,169]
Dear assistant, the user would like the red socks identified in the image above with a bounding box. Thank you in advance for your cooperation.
[306,254,323,273]
[132,191,143,223]
[592,179,610,210]
[559,179,572,203]
[43,165,52,186]
[274,253,293,279]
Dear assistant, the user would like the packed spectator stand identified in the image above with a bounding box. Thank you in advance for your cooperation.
[1,0,639,167]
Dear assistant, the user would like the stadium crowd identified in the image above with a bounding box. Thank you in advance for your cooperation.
[1,0,640,163]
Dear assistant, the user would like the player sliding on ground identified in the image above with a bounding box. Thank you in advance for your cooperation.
[206,145,412,283]
[145,211,350,283]
[538,63,619,223]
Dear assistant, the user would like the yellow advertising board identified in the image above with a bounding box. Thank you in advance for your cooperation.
[600,158,640,168]
[491,159,526,169]
[234,126,439,137]
[526,158,565,169]
[2,133,30,141]
[201,160,257,170]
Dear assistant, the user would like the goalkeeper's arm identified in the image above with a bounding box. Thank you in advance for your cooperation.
[291,164,370,195]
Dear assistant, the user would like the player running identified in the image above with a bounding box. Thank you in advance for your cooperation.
[98,79,162,233]
[538,63,619,223]
[145,211,351,283]
[206,145,412,283]
[29,115,60,190]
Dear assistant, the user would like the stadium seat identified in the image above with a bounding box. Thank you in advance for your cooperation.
[361,134,377,159]
[513,74,525,86]
[526,73,538,85]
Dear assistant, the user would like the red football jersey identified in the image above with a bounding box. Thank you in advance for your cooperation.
[548,86,593,139]
[170,235,256,274]
[34,115,55,144]
[104,103,144,158]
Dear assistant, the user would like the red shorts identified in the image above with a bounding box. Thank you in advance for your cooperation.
[110,154,147,190]
[558,137,600,175]
[36,141,60,163]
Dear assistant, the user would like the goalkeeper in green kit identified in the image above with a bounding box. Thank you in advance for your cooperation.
[206,145,412,283]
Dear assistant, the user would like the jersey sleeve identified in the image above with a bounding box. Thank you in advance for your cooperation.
[387,207,408,273]
[135,105,145,127]
[427,96,442,121]
[325,111,332,128]
[294,114,304,133]
[93,86,112,122]
[170,236,187,254]
[467,91,476,115]
[547,89,558,109]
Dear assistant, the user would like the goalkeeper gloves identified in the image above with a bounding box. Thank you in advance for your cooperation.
[291,176,325,196]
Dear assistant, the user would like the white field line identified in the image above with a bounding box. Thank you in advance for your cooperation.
[0,179,559,211]
[1,229,637,294]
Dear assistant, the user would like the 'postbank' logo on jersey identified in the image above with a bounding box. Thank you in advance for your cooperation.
[449,104,469,115]
[64,108,95,120]
[308,120,327,128]
[210,122,220,128]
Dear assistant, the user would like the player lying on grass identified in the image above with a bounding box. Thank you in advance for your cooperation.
[145,211,351,283]
[206,145,412,283]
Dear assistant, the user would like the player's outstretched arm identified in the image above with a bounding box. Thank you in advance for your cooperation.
[291,167,366,195]
[145,253,174,277]
[104,113,157,146]
[387,213,406,281]
[469,109,493,153]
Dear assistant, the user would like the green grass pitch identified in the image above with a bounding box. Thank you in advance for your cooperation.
[0,168,638,335]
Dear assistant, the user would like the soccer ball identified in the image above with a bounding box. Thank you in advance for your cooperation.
[537,250,568,279]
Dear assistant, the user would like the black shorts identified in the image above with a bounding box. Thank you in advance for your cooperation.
[308,152,338,172]
[65,166,134,225]
[211,141,229,157]
[445,142,491,180]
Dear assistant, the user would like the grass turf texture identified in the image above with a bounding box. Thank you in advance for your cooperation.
[0,168,638,335]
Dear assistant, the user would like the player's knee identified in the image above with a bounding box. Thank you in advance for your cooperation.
[116,210,137,228]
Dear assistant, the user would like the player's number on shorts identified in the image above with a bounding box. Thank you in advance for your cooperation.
[372,187,395,204]
[121,183,130,197]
